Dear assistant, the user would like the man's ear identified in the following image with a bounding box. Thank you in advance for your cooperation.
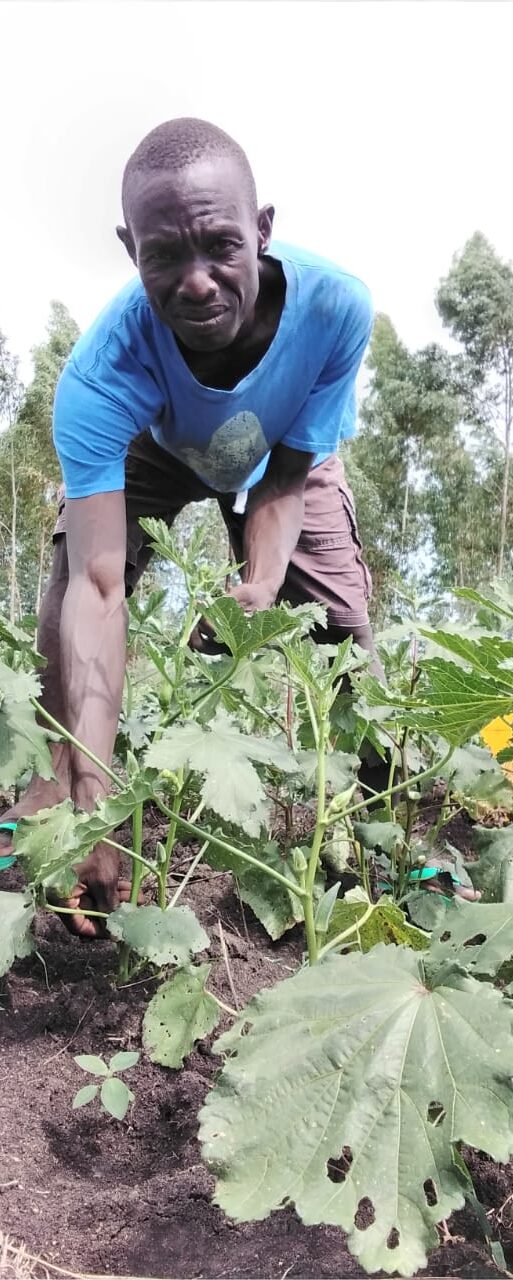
[257,204,275,255]
[116,224,137,265]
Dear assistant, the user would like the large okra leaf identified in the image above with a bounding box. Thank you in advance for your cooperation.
[143,963,220,1068]
[107,903,209,967]
[428,898,513,977]
[0,661,52,789]
[203,597,322,660]
[0,891,36,975]
[200,947,513,1277]
[146,709,296,836]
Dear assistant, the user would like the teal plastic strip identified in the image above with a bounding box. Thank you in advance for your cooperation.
[0,821,17,870]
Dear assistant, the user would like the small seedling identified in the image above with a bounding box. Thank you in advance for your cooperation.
[72,1051,140,1120]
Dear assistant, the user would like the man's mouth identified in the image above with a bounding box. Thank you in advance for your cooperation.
[175,307,230,329]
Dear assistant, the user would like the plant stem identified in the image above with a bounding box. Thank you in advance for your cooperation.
[102,837,155,874]
[169,842,208,907]
[341,748,455,823]
[153,797,309,900]
[44,903,109,920]
[318,901,375,959]
[118,800,144,983]
[157,768,185,909]
[30,698,121,789]
[207,990,239,1018]
[304,701,329,966]
[129,801,144,906]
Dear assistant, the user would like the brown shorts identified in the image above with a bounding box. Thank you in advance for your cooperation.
[53,431,371,629]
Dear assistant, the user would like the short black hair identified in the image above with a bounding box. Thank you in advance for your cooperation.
[122,117,258,224]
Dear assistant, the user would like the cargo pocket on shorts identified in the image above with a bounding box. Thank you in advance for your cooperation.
[338,481,372,602]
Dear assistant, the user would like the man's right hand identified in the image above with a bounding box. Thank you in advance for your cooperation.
[60,843,126,938]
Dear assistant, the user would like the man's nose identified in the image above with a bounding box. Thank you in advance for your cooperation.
[177,262,218,303]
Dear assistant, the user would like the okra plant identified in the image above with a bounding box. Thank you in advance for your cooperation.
[3,541,513,1276]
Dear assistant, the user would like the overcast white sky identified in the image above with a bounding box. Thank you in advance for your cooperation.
[1,0,512,379]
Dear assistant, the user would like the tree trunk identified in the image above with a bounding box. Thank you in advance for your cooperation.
[400,463,410,565]
[498,360,512,576]
[9,441,18,625]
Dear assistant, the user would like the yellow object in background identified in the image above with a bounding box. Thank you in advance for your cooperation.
[481,715,513,778]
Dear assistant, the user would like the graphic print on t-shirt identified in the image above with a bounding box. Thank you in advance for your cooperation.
[174,411,268,491]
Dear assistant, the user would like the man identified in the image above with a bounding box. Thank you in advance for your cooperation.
[0,117,381,932]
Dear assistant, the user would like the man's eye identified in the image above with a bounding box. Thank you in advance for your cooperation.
[210,239,239,256]
[147,248,177,264]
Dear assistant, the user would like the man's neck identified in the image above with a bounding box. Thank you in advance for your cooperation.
[175,256,286,390]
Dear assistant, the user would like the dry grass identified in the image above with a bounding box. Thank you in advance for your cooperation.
[0,1234,165,1280]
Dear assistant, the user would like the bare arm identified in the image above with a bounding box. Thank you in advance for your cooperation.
[237,444,314,609]
[62,490,128,811]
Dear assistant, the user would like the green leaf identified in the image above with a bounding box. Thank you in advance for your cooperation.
[14,799,80,896]
[297,748,359,793]
[204,597,303,660]
[353,814,405,855]
[238,842,312,941]
[0,891,35,976]
[0,702,53,789]
[0,616,43,660]
[200,948,513,1276]
[404,890,451,932]
[146,710,296,836]
[72,1084,99,1109]
[428,899,513,977]
[100,1076,134,1120]
[314,882,341,934]
[143,964,220,1069]
[108,1051,140,1073]
[362,629,513,746]
[441,743,513,812]
[468,824,513,901]
[326,897,430,952]
[107,902,209,967]
[74,1054,109,1076]
[73,773,157,858]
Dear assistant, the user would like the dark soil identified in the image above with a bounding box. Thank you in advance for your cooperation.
[1,807,511,1280]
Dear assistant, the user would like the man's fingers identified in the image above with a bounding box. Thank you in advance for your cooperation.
[454,884,482,901]
[189,618,230,655]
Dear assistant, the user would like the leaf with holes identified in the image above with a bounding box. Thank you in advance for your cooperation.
[146,709,296,836]
[200,947,513,1276]
[73,773,158,858]
[143,964,220,1068]
[107,903,209,967]
[14,800,80,896]
[428,899,513,978]
[467,824,513,902]
[0,891,35,976]
[326,897,429,953]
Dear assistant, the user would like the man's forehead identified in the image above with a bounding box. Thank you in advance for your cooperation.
[127,157,250,230]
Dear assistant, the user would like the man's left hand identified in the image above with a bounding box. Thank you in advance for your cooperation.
[189,581,278,654]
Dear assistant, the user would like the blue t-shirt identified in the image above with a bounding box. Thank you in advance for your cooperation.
[53,242,373,498]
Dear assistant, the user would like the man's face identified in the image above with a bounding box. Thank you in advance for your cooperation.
[117,157,273,352]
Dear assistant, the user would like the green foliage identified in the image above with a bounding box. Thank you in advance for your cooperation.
[326,895,429,952]
[428,899,513,978]
[200,947,513,1276]
[143,964,220,1068]
[0,890,35,975]
[0,660,52,789]
[467,824,513,901]
[146,709,297,836]
[14,800,79,896]
[72,1050,139,1120]
[107,902,209,967]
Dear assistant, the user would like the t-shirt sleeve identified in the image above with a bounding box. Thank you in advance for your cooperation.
[280,278,373,454]
[53,321,165,498]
